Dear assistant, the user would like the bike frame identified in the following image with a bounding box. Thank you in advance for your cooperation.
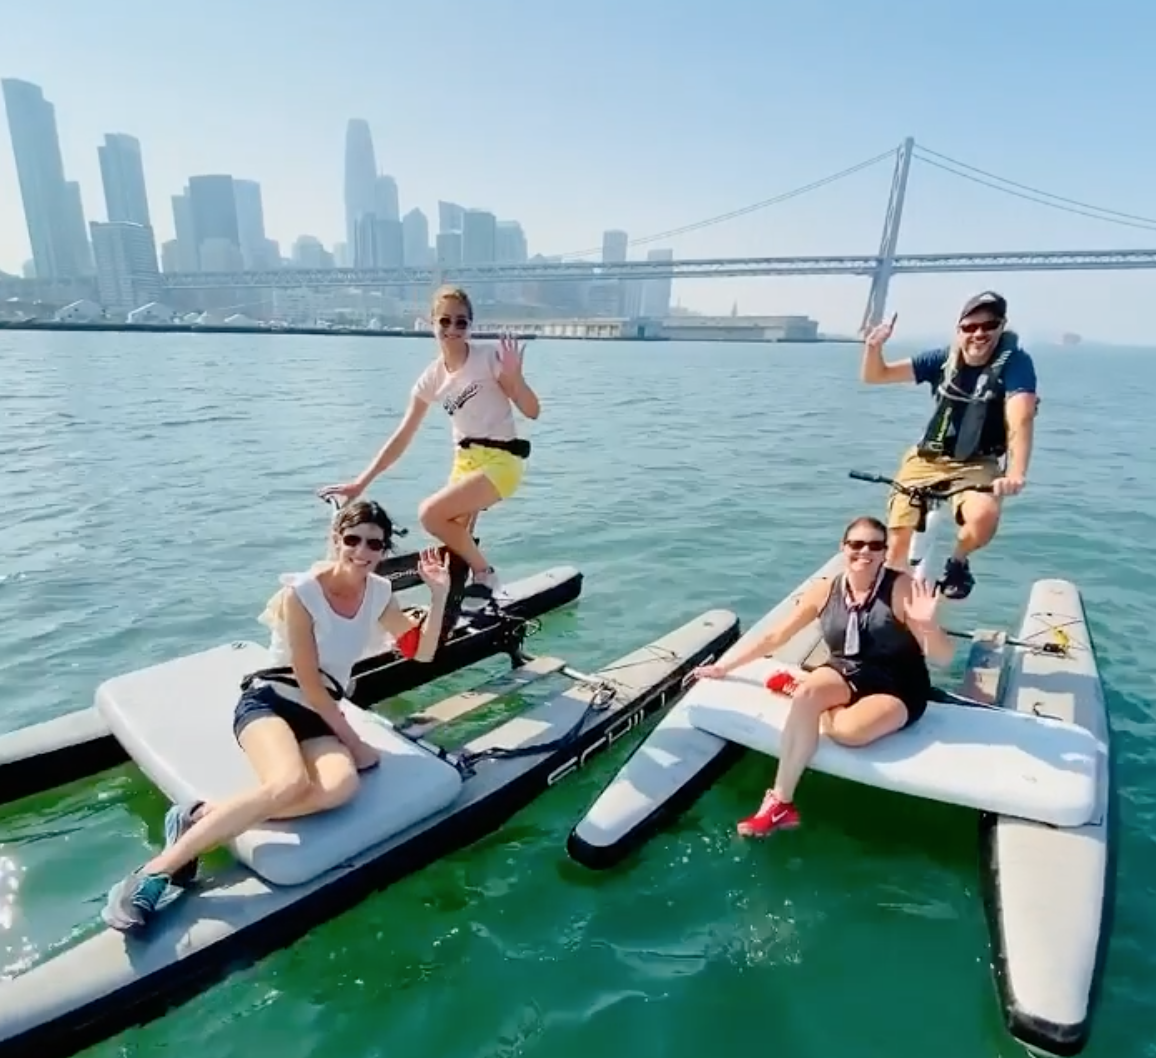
[907,500,950,585]
[848,469,993,589]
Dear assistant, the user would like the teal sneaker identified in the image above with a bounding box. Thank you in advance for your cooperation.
[101,871,173,932]
[162,801,204,887]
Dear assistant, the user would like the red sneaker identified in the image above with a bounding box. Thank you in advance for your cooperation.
[737,795,800,837]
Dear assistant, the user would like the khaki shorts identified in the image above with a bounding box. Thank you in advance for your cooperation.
[886,447,1001,530]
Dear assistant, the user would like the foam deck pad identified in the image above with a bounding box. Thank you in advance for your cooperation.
[96,641,462,886]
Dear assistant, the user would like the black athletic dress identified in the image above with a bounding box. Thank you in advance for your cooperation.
[817,568,931,728]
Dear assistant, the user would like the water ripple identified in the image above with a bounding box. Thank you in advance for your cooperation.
[0,332,1152,1058]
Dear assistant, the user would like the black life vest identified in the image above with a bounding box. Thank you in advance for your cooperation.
[917,332,1020,461]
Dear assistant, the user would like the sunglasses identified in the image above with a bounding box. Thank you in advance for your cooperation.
[341,533,387,552]
[437,315,470,331]
[959,318,1003,335]
[844,539,886,552]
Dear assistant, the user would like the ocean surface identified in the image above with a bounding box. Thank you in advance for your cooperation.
[0,329,1152,1058]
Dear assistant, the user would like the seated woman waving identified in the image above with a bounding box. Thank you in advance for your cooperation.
[102,500,450,932]
[689,515,954,838]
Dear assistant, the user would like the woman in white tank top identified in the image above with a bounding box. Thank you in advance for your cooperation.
[102,501,451,932]
[318,284,541,606]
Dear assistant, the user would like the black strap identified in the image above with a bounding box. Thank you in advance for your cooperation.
[452,680,617,772]
[458,436,531,459]
[241,665,344,699]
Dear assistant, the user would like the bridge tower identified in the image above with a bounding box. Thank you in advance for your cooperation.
[859,136,914,335]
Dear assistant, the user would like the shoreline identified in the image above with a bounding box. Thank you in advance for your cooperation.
[0,319,855,343]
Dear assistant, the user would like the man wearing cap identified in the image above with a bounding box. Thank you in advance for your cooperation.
[859,291,1039,600]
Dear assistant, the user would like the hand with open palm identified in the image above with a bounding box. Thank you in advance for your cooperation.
[417,547,451,596]
[905,577,941,629]
[497,330,525,383]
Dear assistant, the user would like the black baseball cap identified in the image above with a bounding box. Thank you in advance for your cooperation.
[959,291,1007,321]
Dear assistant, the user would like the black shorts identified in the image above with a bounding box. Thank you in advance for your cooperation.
[232,682,338,744]
[822,659,930,728]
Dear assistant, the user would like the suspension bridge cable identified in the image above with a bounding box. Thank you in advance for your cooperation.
[913,150,1156,232]
[552,146,899,260]
[915,144,1156,227]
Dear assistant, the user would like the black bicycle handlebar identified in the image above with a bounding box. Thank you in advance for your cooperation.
[848,469,994,502]
[848,470,891,485]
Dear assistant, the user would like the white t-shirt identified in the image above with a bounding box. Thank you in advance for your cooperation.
[411,343,517,443]
[264,569,393,692]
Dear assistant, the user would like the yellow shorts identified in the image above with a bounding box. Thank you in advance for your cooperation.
[449,445,525,501]
[886,446,1001,530]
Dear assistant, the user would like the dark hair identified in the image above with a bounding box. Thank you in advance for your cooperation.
[333,500,395,551]
[431,284,474,322]
[842,515,887,543]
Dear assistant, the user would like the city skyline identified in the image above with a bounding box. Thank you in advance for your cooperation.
[0,75,680,326]
[0,71,685,326]
[3,1,1156,340]
[1,77,674,279]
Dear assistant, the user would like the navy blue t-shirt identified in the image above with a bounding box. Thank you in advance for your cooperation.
[910,345,1038,457]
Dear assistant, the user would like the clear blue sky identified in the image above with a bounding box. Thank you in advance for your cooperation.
[3,0,1155,342]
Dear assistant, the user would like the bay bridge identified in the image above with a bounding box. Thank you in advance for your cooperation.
[159,138,1156,333]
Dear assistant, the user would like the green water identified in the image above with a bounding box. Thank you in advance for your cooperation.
[0,331,1152,1058]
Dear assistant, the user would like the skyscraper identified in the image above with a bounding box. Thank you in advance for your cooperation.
[187,175,241,270]
[374,219,404,269]
[291,235,334,269]
[402,208,430,266]
[160,240,182,274]
[438,201,465,234]
[496,221,528,263]
[496,221,528,305]
[353,214,376,269]
[90,221,161,313]
[98,133,151,227]
[187,175,239,244]
[2,78,90,279]
[375,175,399,222]
[461,210,497,302]
[642,248,674,318]
[344,119,378,250]
[601,230,638,316]
[461,210,496,265]
[233,178,277,270]
[170,191,198,271]
[436,231,462,268]
[601,230,628,263]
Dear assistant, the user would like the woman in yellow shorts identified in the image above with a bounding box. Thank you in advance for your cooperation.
[320,285,540,604]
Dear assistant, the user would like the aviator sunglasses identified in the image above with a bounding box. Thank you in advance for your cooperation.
[844,538,886,552]
[437,315,470,331]
[958,318,1003,335]
[341,532,387,553]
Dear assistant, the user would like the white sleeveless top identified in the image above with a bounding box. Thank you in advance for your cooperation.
[264,569,393,692]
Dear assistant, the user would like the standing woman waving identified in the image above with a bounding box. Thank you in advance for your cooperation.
[320,286,540,603]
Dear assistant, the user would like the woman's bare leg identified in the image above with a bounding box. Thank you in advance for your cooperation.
[769,666,852,803]
[736,667,852,837]
[823,694,909,747]
[418,472,500,575]
[266,736,360,819]
[141,722,355,877]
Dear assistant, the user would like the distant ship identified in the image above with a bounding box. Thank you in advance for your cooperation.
[1061,332,1082,346]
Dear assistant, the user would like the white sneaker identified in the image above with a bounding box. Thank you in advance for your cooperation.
[465,567,509,605]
